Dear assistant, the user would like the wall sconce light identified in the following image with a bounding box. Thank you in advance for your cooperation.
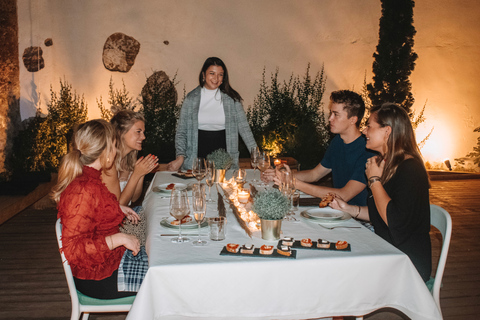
[444,159,452,171]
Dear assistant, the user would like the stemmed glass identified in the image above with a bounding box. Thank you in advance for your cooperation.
[281,171,296,220]
[169,189,190,243]
[192,157,207,187]
[192,184,207,246]
[250,147,259,183]
[257,151,270,187]
[205,160,216,203]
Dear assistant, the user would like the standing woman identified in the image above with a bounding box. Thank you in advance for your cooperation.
[167,57,257,171]
[52,120,141,299]
[103,110,158,206]
[330,103,432,282]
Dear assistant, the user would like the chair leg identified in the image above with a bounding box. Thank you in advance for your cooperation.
[81,312,90,320]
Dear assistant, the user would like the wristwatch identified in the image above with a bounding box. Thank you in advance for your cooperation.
[368,176,382,188]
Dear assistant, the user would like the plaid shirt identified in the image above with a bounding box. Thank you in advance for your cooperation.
[117,246,149,292]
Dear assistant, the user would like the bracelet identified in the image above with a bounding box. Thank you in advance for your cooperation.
[355,205,361,219]
[368,176,382,188]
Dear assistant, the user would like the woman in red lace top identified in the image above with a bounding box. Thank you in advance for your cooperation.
[52,119,141,299]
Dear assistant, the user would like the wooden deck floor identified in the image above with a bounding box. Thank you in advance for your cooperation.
[0,179,479,320]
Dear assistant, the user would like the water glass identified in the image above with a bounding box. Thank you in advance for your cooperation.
[208,217,227,241]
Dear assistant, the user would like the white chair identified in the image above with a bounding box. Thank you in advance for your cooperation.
[55,219,135,320]
[429,204,452,316]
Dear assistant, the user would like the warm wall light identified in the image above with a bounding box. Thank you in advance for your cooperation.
[444,159,452,171]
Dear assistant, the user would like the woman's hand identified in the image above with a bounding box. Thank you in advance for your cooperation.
[120,205,140,224]
[108,233,141,256]
[167,156,184,171]
[365,155,385,179]
[271,164,291,186]
[329,193,351,212]
[134,154,158,177]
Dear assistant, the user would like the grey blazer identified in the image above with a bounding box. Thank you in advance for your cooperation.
[175,86,257,170]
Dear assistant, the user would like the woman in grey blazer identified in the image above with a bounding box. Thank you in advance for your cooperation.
[167,57,257,171]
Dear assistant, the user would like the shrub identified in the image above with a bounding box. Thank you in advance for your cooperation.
[97,77,138,120]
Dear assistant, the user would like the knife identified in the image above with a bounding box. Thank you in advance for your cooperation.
[160,234,208,236]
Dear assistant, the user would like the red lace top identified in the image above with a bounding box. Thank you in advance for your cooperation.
[57,166,126,280]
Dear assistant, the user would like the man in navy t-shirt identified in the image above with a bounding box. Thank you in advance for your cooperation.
[265,90,375,206]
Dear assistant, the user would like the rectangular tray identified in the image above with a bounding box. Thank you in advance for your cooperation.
[220,246,296,259]
[279,240,351,252]
[171,173,195,180]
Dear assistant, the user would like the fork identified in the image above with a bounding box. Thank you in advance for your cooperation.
[318,224,361,230]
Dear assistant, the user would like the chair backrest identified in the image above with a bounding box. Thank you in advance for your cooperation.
[55,219,82,319]
[429,204,452,314]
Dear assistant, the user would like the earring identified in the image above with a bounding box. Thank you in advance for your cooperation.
[107,157,110,163]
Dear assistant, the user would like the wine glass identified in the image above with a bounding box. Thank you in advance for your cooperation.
[250,147,259,183]
[257,151,270,187]
[192,157,207,187]
[192,184,207,246]
[205,160,216,203]
[169,189,190,243]
[281,171,295,220]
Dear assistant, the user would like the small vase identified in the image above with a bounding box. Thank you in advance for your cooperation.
[214,169,226,183]
[260,219,283,240]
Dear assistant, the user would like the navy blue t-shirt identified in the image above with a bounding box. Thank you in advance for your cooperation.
[321,134,375,206]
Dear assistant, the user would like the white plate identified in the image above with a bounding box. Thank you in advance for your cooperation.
[304,208,344,220]
[300,210,351,224]
[160,216,208,229]
[153,183,187,193]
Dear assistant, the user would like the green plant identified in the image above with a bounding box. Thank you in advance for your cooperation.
[207,149,233,170]
[456,126,480,168]
[247,64,330,170]
[252,189,290,220]
[97,77,138,120]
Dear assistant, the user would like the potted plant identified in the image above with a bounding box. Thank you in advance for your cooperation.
[252,189,290,240]
[207,149,233,183]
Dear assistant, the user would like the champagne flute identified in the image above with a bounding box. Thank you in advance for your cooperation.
[170,189,190,243]
[250,147,259,183]
[205,160,216,203]
[257,151,270,187]
[281,171,295,220]
[192,184,207,246]
[192,157,207,187]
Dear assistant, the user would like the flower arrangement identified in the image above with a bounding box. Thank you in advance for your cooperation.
[252,189,290,220]
[207,148,233,170]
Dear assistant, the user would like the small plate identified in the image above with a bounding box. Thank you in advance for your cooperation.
[300,210,351,224]
[160,217,208,229]
[153,183,187,193]
[304,208,344,220]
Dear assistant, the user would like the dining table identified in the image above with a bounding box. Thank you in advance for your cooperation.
[126,170,442,320]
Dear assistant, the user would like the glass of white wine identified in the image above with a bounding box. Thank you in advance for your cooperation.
[192,157,207,187]
[205,160,216,203]
[169,189,190,243]
[192,184,207,246]
[250,147,259,183]
[257,151,270,187]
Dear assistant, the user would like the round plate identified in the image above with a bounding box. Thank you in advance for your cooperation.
[300,210,351,224]
[304,208,344,220]
[160,217,208,229]
[153,183,187,193]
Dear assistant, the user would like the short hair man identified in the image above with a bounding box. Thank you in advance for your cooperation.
[269,90,374,206]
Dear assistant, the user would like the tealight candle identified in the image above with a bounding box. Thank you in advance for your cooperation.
[274,159,282,166]
[237,189,250,204]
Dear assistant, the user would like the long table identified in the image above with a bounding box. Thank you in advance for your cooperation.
[126,171,441,320]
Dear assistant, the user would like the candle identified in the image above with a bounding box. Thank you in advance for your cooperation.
[238,189,250,204]
[274,159,282,166]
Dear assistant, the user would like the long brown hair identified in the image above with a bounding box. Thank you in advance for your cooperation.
[110,110,145,172]
[51,119,115,202]
[198,57,243,102]
[371,103,426,184]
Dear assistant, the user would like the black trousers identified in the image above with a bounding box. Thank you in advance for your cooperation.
[197,129,227,159]
[74,269,136,299]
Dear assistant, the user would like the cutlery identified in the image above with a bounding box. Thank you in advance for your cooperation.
[161,234,207,236]
[318,224,361,230]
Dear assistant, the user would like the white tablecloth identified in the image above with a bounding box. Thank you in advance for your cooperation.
[126,171,441,320]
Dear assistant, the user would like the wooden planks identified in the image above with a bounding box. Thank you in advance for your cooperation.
[0,179,479,319]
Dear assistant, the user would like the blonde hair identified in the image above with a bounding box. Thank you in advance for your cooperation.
[110,110,145,172]
[51,119,115,202]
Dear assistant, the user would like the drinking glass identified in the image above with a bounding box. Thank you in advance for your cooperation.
[192,157,207,187]
[169,189,190,243]
[250,147,259,183]
[257,151,270,187]
[192,184,207,246]
[205,160,216,203]
[281,171,295,219]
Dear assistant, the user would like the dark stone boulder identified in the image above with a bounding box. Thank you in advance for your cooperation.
[22,46,44,72]
[102,32,140,72]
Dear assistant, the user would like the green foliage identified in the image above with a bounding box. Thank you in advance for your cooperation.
[206,149,233,170]
[140,71,181,163]
[252,189,290,220]
[367,0,417,115]
[12,79,88,172]
[456,126,480,167]
[247,64,330,170]
[98,77,138,120]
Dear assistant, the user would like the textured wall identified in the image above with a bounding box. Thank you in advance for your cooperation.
[16,0,480,163]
